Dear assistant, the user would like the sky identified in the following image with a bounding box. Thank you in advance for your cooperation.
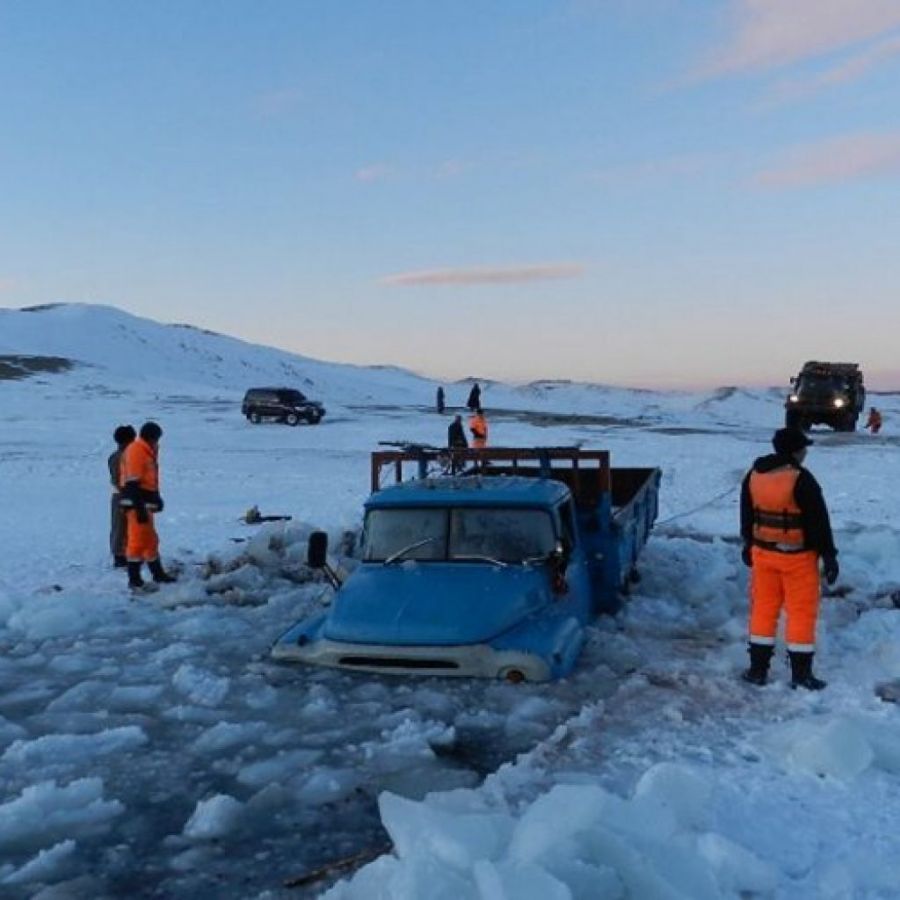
[1,0,900,388]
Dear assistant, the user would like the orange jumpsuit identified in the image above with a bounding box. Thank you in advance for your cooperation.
[120,437,162,563]
[469,413,488,449]
[742,463,829,651]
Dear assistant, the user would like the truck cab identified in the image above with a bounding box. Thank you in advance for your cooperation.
[785,361,865,432]
[272,448,660,682]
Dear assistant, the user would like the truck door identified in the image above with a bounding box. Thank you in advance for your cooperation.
[557,500,592,619]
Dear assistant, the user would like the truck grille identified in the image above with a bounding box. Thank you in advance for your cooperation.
[337,656,460,670]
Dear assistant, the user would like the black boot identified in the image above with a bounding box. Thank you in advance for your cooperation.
[127,561,145,589]
[148,559,176,584]
[114,555,127,568]
[789,651,826,691]
[741,643,774,686]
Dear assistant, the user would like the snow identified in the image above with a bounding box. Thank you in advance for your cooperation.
[2,303,900,897]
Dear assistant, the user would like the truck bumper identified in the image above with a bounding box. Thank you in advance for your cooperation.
[270,637,551,682]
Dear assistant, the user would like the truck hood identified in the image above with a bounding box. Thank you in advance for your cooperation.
[322,563,552,646]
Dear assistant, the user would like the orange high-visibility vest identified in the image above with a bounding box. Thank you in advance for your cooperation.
[120,438,159,496]
[469,414,488,447]
[749,466,804,547]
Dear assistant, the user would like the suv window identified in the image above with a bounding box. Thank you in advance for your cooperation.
[276,390,306,405]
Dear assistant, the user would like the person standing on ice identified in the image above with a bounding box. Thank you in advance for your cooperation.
[739,427,838,690]
[466,382,481,412]
[108,424,136,568]
[120,421,176,590]
[865,407,883,434]
[436,385,445,414]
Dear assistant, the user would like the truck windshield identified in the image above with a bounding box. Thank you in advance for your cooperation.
[799,375,847,393]
[362,508,557,563]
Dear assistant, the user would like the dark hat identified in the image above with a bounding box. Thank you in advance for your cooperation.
[113,424,136,446]
[772,427,813,455]
[140,421,163,442]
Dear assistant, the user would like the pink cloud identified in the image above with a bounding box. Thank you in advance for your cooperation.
[0,278,16,294]
[767,34,900,103]
[755,131,900,188]
[354,163,394,183]
[380,263,585,286]
[698,0,900,77]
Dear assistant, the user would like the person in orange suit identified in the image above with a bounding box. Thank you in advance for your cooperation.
[120,421,176,589]
[469,408,488,449]
[865,407,883,434]
[739,427,838,690]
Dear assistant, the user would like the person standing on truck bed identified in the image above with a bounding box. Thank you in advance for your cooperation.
[447,414,467,449]
[469,408,488,449]
[740,427,838,690]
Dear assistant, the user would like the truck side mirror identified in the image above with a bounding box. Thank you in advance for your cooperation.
[308,531,329,569]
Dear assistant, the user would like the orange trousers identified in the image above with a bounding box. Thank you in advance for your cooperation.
[125,510,159,562]
[749,547,820,651]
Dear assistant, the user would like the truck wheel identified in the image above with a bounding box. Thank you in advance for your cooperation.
[306,411,320,425]
[249,410,261,424]
[285,412,300,426]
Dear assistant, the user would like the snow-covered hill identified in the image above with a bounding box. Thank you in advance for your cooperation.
[0,302,800,430]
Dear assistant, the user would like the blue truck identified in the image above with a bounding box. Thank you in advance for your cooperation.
[271,447,661,682]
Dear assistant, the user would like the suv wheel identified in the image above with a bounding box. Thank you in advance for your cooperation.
[285,412,301,426]
[307,411,321,425]
[249,410,262,424]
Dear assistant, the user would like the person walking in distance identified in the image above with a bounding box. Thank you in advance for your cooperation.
[436,386,446,414]
[740,427,838,690]
[120,421,176,589]
[466,382,481,412]
[469,408,488,449]
[865,407,883,434]
[108,425,136,567]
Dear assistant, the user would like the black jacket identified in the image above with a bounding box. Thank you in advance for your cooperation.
[447,420,468,449]
[740,453,837,558]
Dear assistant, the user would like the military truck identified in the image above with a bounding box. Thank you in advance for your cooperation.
[784,361,865,432]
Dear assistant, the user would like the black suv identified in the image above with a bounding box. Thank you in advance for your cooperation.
[242,388,325,426]
[784,361,865,432]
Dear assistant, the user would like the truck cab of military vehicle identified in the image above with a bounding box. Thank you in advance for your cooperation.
[785,361,865,432]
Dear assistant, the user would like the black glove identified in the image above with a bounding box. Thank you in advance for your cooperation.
[122,480,149,523]
[823,556,839,585]
[741,544,753,568]
[155,495,164,513]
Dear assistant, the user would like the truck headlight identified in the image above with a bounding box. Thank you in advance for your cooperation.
[833,398,846,408]
[788,394,799,403]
